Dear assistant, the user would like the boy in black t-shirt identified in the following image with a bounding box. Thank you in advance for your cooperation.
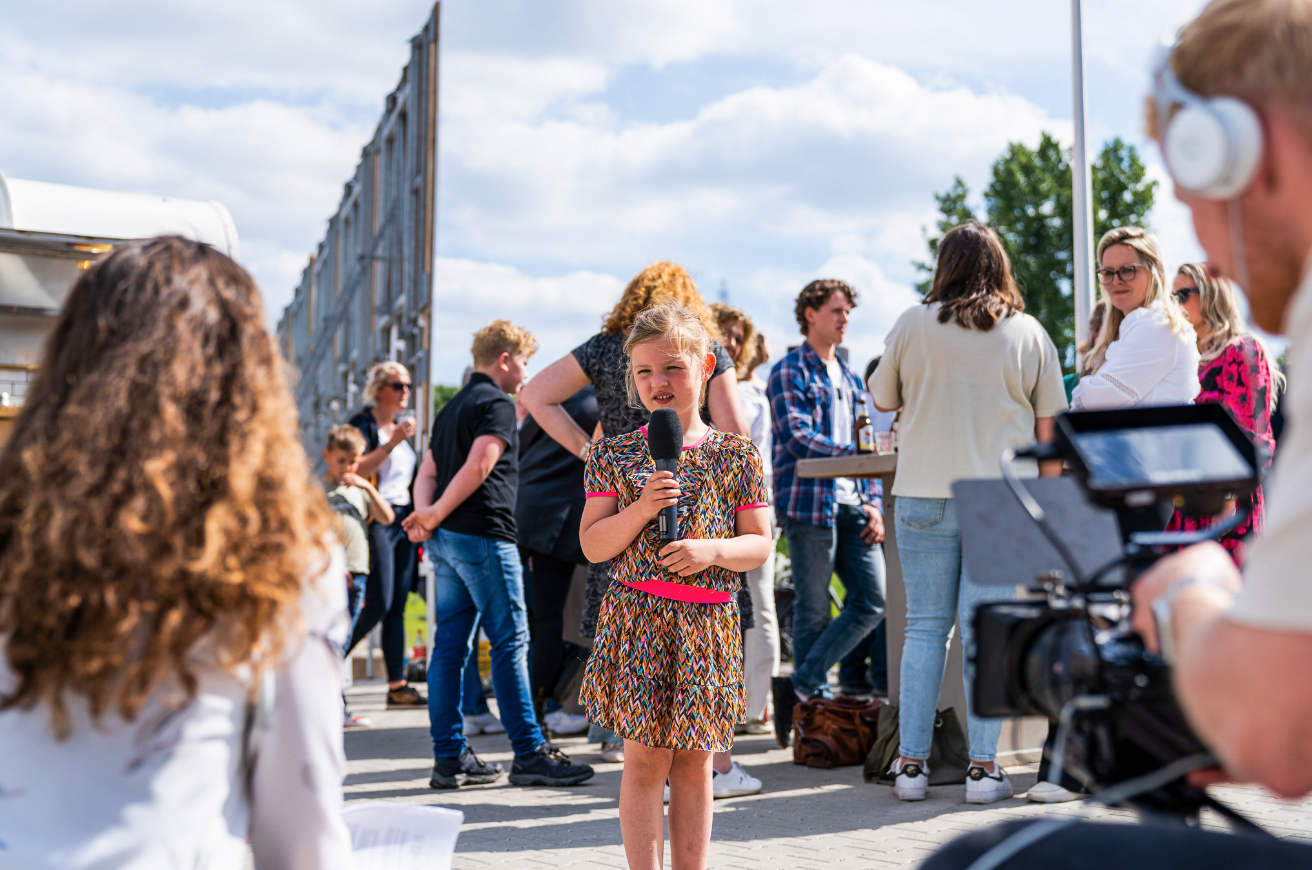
[403,320,593,789]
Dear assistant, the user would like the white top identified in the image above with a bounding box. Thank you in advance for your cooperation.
[1233,263,1312,631]
[1071,302,1201,411]
[0,549,354,870]
[377,437,416,506]
[870,303,1068,499]
[738,377,773,498]
[824,356,861,506]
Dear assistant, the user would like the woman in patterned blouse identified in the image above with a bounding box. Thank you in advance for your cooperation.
[1166,264,1282,565]
[579,303,771,870]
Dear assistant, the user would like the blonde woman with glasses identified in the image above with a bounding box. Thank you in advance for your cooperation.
[1165,264,1280,565]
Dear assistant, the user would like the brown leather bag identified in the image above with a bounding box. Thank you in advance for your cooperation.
[792,696,883,768]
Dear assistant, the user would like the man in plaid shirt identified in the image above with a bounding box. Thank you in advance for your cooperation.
[766,279,887,747]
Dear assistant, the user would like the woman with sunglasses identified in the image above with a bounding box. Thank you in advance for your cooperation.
[1165,265,1281,565]
[347,362,425,707]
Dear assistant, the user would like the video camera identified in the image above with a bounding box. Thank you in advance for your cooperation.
[958,404,1265,822]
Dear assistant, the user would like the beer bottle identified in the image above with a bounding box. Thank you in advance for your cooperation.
[856,396,874,454]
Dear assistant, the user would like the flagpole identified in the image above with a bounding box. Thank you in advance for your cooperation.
[1071,0,1096,370]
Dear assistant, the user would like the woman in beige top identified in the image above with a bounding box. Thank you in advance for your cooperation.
[869,222,1067,805]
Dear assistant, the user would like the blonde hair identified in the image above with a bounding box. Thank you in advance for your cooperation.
[471,319,537,368]
[1086,227,1193,374]
[602,261,722,342]
[363,360,410,404]
[746,332,772,380]
[326,423,367,457]
[1178,263,1286,403]
[1077,298,1110,376]
[0,237,334,737]
[1147,0,1312,141]
[623,303,712,410]
[709,302,757,379]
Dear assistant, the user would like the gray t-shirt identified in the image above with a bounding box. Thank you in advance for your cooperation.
[323,480,370,574]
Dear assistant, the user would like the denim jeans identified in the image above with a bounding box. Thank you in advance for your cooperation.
[783,503,887,698]
[346,572,368,640]
[894,496,1011,763]
[460,620,490,717]
[427,528,543,759]
[347,503,417,682]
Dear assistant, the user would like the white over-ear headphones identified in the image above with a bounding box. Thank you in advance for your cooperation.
[1152,37,1263,199]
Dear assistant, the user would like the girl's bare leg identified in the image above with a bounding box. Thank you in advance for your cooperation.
[619,740,673,870]
[667,748,714,870]
[712,749,732,775]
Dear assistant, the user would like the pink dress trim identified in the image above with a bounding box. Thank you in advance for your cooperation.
[586,491,619,498]
[735,503,768,512]
[622,578,732,604]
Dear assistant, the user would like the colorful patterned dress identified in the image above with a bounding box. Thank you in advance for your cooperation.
[579,426,768,752]
[1165,336,1276,565]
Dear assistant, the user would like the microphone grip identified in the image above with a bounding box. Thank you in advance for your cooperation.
[655,458,679,543]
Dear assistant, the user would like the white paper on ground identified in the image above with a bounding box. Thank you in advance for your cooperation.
[342,801,464,870]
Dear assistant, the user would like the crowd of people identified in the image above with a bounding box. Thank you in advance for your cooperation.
[4,1,1312,867]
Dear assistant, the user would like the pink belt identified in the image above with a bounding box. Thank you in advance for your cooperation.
[622,579,732,604]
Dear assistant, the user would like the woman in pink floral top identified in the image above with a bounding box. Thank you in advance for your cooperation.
[1166,264,1282,565]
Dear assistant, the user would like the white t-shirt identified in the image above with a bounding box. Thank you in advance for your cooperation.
[738,377,773,498]
[377,437,417,506]
[824,356,861,506]
[870,302,1069,499]
[1071,301,1201,411]
[0,549,354,869]
[1232,264,1312,631]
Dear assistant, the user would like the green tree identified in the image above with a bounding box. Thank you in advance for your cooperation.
[433,384,459,415]
[915,135,1157,369]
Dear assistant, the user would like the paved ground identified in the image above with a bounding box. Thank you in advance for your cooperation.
[343,682,1312,868]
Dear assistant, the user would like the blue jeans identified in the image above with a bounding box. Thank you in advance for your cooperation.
[346,572,368,640]
[460,620,490,716]
[894,497,1010,763]
[783,503,887,698]
[427,529,543,759]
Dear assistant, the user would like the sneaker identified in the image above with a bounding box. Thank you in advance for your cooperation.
[387,685,426,708]
[509,744,595,787]
[544,709,590,736]
[771,675,798,748]
[965,765,1014,804]
[889,758,929,801]
[837,683,876,698]
[735,718,771,736]
[712,761,762,799]
[1026,780,1081,803]
[344,710,373,729]
[462,711,506,736]
[430,748,503,789]
[599,741,625,763]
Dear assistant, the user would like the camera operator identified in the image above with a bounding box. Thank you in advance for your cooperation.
[925,1,1312,865]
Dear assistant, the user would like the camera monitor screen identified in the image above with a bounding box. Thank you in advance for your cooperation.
[1073,422,1251,490]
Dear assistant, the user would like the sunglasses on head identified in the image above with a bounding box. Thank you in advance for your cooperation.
[1173,287,1200,305]
[1096,263,1149,285]
[389,381,411,392]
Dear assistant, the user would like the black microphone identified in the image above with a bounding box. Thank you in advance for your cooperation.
[647,408,683,544]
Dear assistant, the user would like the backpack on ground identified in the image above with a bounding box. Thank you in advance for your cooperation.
[792,695,882,768]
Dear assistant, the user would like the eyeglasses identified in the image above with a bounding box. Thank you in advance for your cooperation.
[1173,287,1200,305]
[1096,263,1149,285]
[388,381,412,393]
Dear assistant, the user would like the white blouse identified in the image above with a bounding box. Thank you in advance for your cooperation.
[377,437,416,506]
[738,377,773,495]
[0,550,354,870]
[1072,301,1201,411]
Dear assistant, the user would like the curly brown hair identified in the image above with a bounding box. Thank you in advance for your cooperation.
[601,261,722,342]
[0,237,335,737]
[794,279,858,336]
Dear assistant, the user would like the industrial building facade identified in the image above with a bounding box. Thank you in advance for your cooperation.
[277,4,439,463]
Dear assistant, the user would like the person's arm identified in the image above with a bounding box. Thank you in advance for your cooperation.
[412,451,438,510]
[767,361,854,459]
[402,435,505,542]
[656,506,772,576]
[1035,416,1062,478]
[1071,313,1180,411]
[356,418,417,479]
[519,354,593,457]
[340,473,395,525]
[1132,543,1312,798]
[707,368,749,436]
[579,469,679,563]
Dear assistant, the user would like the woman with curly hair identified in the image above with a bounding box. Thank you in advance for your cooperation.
[0,237,352,866]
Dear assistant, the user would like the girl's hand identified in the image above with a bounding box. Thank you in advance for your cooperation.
[636,470,680,521]
[658,539,719,577]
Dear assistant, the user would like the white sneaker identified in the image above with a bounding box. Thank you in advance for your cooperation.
[889,758,929,801]
[344,710,372,729]
[544,709,590,736]
[1026,780,1081,803]
[712,761,762,798]
[965,765,1014,804]
[736,718,771,735]
[600,741,625,763]
[462,712,505,736]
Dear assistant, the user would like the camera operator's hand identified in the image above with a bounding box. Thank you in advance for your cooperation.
[1131,542,1241,655]
[860,503,885,545]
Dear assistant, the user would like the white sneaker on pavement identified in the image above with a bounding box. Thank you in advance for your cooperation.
[462,712,506,736]
[600,741,625,763]
[965,765,1014,804]
[889,758,929,801]
[1026,780,1081,803]
[712,761,762,798]
[544,709,590,736]
[344,709,372,729]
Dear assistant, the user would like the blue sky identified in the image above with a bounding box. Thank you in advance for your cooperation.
[0,0,1212,384]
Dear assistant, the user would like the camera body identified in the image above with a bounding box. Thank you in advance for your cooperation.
[966,404,1263,805]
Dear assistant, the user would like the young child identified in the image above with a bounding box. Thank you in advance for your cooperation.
[323,424,395,728]
[579,303,773,870]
